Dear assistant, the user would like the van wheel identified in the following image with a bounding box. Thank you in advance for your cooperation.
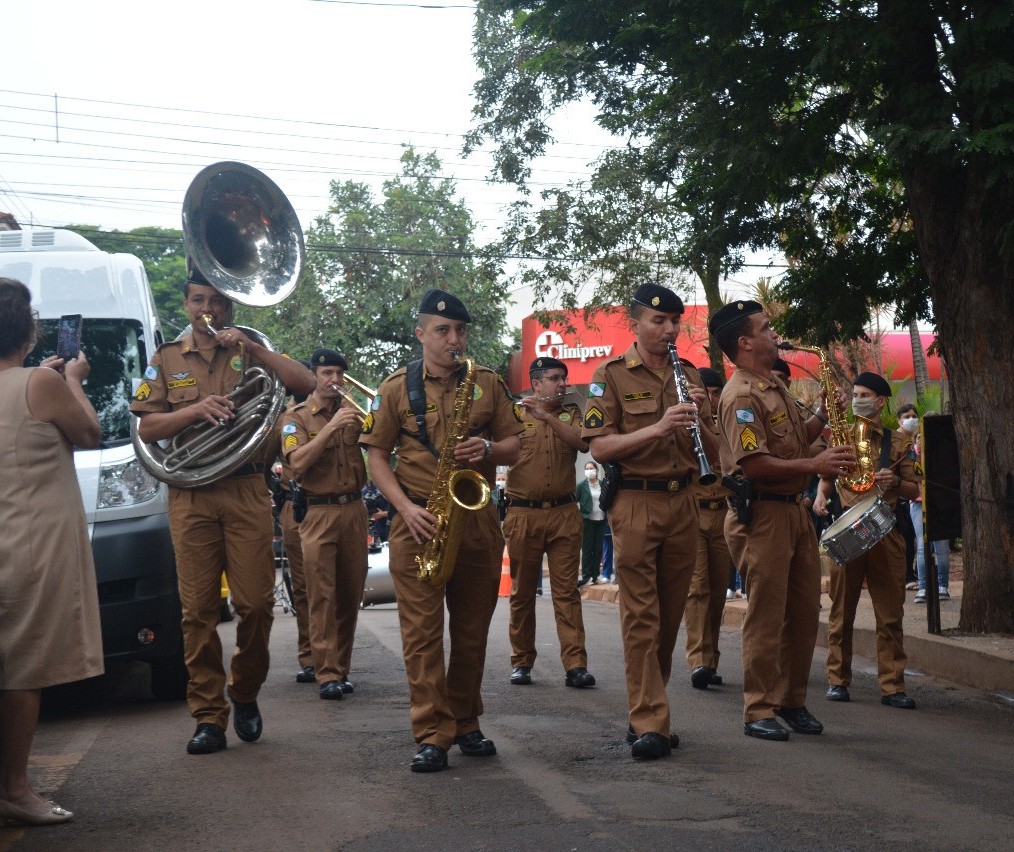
[150,653,188,702]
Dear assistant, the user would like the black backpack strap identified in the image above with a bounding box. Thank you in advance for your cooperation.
[403,359,440,459]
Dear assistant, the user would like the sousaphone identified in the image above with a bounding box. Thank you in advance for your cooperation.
[131,162,305,488]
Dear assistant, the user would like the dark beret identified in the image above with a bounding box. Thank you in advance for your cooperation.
[631,283,684,315]
[854,371,892,397]
[708,300,764,336]
[309,348,349,370]
[772,358,791,378]
[186,257,211,286]
[529,356,567,375]
[697,367,724,389]
[418,288,471,323]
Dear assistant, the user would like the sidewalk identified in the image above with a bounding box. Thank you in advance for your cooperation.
[582,568,1014,695]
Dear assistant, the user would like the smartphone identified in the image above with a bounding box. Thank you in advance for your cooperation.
[57,314,83,362]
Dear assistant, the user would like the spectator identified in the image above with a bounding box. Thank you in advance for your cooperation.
[895,404,919,589]
[576,461,607,586]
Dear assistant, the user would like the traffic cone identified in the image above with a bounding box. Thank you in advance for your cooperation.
[498,546,513,597]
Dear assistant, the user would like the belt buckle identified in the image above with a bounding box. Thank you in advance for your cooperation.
[667,480,682,493]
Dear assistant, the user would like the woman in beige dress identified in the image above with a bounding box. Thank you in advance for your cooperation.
[0,278,103,827]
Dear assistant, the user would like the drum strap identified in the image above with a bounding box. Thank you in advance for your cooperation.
[880,428,893,473]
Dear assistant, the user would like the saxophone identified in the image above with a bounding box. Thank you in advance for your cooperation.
[416,354,492,586]
[777,343,875,493]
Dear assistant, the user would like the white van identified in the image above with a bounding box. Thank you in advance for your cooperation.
[0,226,186,700]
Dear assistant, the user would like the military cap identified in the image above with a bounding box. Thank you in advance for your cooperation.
[697,367,724,389]
[708,300,764,336]
[309,348,349,370]
[631,283,684,314]
[529,356,568,376]
[186,257,211,286]
[853,371,892,398]
[772,358,791,378]
[417,288,471,322]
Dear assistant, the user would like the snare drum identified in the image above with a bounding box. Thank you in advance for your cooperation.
[820,492,897,566]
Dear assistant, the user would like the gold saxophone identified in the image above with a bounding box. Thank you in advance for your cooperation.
[778,343,875,493]
[416,354,492,586]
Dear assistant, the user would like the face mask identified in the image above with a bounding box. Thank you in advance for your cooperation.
[900,417,918,433]
[852,398,879,419]
[584,469,597,479]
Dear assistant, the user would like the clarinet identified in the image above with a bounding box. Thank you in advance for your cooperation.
[668,342,717,486]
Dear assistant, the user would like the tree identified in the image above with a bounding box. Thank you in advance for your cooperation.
[242,149,514,388]
[469,2,1014,632]
[65,225,188,334]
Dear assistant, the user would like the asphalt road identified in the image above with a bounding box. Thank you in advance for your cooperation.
[6,587,1013,851]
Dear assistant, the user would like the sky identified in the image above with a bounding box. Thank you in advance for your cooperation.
[1,0,767,324]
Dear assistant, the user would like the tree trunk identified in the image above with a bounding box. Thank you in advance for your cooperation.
[694,255,726,376]
[906,166,1014,634]
[908,320,929,401]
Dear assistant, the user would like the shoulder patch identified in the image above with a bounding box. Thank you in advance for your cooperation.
[588,382,605,398]
[740,427,759,451]
[134,381,151,401]
[371,394,382,411]
[361,412,375,434]
[913,460,923,476]
[282,422,298,435]
[512,402,524,423]
[144,365,159,380]
[283,434,298,451]
[584,405,604,429]
[736,408,755,424]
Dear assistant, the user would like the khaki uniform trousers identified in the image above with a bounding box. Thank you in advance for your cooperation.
[280,500,312,670]
[826,528,908,694]
[725,501,821,722]
[609,488,699,737]
[504,503,587,672]
[299,501,369,684]
[168,475,275,728]
[684,505,732,672]
[388,503,502,750]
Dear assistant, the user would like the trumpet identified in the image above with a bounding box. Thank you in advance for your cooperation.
[328,375,376,421]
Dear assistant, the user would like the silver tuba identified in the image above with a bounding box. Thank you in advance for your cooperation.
[131,162,304,488]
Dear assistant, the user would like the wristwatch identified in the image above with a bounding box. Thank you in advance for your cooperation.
[482,439,494,458]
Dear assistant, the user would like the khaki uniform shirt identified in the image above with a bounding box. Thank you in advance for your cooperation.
[280,391,366,498]
[581,343,714,480]
[506,402,584,501]
[717,368,811,494]
[835,425,918,511]
[359,363,525,497]
[130,331,275,466]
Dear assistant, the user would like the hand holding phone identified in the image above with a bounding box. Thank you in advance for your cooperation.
[57,314,83,362]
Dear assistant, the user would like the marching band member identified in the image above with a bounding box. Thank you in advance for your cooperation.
[505,356,595,690]
[709,300,851,741]
[582,283,719,760]
[360,289,523,773]
[282,349,369,701]
[815,372,920,709]
[130,263,314,755]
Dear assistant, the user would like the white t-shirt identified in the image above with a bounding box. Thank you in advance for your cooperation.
[588,481,605,521]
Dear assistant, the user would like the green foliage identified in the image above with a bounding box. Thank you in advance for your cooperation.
[240,149,514,388]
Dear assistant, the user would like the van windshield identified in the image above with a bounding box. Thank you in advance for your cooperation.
[26,319,148,446]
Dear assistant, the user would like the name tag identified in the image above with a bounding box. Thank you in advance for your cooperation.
[623,391,653,401]
[769,410,787,426]
[167,377,198,390]
[403,403,438,418]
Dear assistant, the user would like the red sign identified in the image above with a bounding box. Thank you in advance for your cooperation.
[508,306,943,391]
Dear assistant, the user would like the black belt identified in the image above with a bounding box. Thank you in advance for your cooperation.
[307,493,362,506]
[229,462,266,477]
[699,499,726,511]
[619,474,693,494]
[755,492,804,504]
[508,495,575,510]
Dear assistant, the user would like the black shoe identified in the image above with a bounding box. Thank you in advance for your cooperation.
[338,676,355,694]
[565,667,596,688]
[826,684,851,702]
[411,744,448,773]
[319,681,345,700]
[186,723,226,755]
[295,666,316,684]
[744,718,790,741]
[231,699,262,742]
[219,601,234,623]
[631,732,672,759]
[881,692,916,709]
[455,730,497,757]
[778,706,824,735]
[535,588,543,596]
[691,666,716,689]
[577,578,590,589]
[626,726,679,749]
[510,666,532,685]
[709,672,724,686]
